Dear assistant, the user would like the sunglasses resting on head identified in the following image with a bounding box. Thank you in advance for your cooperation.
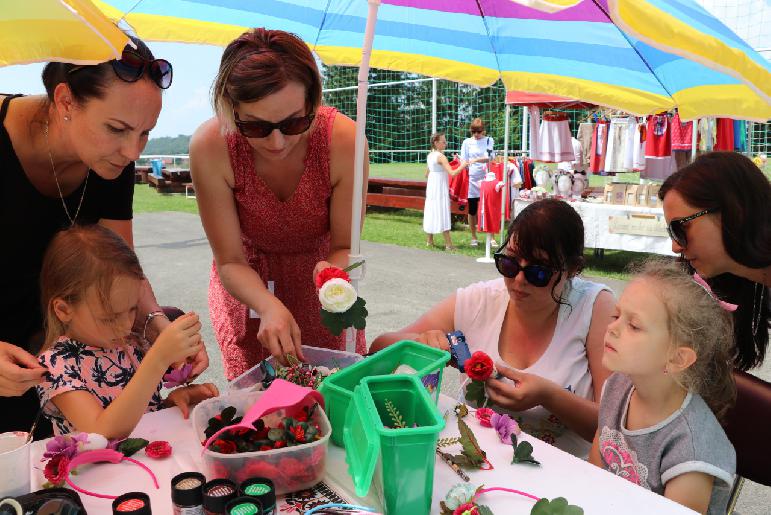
[68,48,173,89]
[493,251,558,287]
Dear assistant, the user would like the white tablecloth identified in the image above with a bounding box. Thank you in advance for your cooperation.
[514,199,675,256]
[30,396,694,514]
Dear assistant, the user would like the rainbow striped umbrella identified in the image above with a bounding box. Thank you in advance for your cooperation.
[0,0,129,67]
[93,0,770,120]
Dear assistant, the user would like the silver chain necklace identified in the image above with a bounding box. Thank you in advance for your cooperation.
[43,118,88,225]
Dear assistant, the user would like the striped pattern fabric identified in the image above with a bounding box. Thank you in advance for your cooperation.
[94,0,770,120]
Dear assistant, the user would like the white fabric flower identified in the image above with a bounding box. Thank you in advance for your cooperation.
[318,278,357,313]
[81,433,109,451]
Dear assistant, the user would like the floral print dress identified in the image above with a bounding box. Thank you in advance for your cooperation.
[36,336,163,435]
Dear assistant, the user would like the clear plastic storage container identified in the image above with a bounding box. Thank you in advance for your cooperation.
[191,389,330,495]
[228,345,364,392]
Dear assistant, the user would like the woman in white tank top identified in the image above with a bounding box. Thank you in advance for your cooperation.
[424,132,463,250]
[373,199,616,458]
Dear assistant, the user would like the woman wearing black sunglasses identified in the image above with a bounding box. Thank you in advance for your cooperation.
[372,199,615,457]
[660,151,770,371]
[190,28,368,378]
[0,36,208,438]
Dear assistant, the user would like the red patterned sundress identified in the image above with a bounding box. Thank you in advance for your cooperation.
[208,106,366,380]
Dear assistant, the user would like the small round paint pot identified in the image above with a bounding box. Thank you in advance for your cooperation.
[112,492,152,514]
[171,471,206,514]
[224,496,262,515]
[239,477,275,515]
[203,478,238,515]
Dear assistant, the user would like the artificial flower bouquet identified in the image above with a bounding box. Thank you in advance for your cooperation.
[463,351,496,408]
[192,390,331,494]
[316,263,367,336]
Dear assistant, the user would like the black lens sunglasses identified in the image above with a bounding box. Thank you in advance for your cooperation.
[666,208,718,248]
[233,111,315,139]
[68,48,173,89]
[493,251,558,287]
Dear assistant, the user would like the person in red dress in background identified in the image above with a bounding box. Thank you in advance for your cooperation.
[190,28,367,379]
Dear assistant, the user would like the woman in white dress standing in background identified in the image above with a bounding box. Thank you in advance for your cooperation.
[424,132,463,250]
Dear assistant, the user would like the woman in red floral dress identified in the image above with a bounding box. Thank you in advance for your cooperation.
[190,29,367,379]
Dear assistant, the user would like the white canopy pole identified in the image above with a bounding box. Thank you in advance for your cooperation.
[500,103,510,242]
[346,0,380,352]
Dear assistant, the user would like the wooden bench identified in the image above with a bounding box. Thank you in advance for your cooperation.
[147,174,187,194]
[367,177,466,214]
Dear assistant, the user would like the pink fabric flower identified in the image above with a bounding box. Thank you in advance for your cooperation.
[162,363,193,388]
[43,433,88,460]
[491,412,520,444]
[453,503,480,515]
[475,408,494,427]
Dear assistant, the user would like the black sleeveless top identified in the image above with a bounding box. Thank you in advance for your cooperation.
[0,94,134,434]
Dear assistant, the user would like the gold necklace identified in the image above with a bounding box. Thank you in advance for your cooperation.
[43,118,88,225]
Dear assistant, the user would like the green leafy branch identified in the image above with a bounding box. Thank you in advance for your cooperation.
[437,437,461,448]
[384,399,406,428]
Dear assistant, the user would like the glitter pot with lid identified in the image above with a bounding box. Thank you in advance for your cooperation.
[172,472,206,514]
[203,478,238,515]
[239,477,275,515]
[112,492,152,514]
[224,496,263,515]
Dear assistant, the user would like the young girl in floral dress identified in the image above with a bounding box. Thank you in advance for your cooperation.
[590,259,735,514]
[36,225,218,438]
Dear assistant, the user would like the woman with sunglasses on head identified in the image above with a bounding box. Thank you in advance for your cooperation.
[660,152,770,371]
[372,198,615,457]
[0,36,207,437]
[190,28,367,378]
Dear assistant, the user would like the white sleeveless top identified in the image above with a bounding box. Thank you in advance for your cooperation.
[427,150,444,174]
[454,276,611,457]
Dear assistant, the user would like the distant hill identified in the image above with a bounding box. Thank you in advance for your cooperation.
[143,134,191,155]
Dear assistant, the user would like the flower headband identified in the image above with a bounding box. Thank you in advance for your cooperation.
[65,449,159,499]
[693,273,738,312]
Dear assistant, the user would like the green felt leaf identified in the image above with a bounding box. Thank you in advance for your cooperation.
[464,380,488,407]
[478,505,494,515]
[268,428,285,441]
[221,406,237,422]
[512,440,540,465]
[457,417,486,466]
[117,438,149,457]
[530,497,583,515]
[320,308,347,336]
[449,454,476,468]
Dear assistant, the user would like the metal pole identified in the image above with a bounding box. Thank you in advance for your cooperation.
[522,106,529,154]
[431,78,437,136]
[691,118,698,163]
[500,103,510,242]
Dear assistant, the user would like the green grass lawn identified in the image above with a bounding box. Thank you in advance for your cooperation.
[369,162,427,180]
[134,182,644,280]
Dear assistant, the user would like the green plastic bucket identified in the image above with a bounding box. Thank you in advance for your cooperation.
[343,374,445,515]
[318,340,449,446]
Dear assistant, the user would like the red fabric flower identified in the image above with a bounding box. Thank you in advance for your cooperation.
[290,425,306,443]
[315,266,350,289]
[465,351,494,381]
[44,454,69,486]
[259,445,274,451]
[453,503,480,515]
[213,439,237,454]
[145,440,172,459]
[475,407,494,427]
[273,440,287,449]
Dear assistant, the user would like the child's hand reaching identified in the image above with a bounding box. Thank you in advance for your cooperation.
[165,383,219,419]
[151,312,203,367]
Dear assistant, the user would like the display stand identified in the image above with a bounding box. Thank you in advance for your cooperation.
[476,233,495,263]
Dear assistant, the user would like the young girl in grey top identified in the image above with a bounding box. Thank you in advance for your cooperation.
[590,259,736,515]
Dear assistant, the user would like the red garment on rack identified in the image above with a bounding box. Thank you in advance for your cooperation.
[715,118,735,151]
[589,121,609,174]
[448,157,468,208]
[645,114,671,157]
[671,113,693,151]
[477,178,502,234]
